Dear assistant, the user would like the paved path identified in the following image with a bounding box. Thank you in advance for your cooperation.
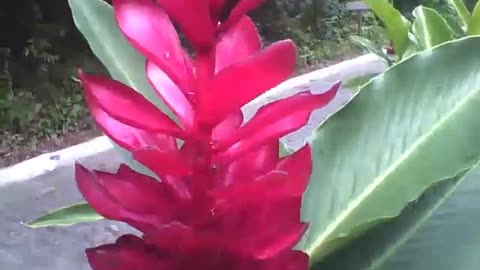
[0,55,385,269]
[0,151,135,270]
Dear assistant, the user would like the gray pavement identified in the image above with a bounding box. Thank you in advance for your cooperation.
[0,151,137,270]
[0,55,384,269]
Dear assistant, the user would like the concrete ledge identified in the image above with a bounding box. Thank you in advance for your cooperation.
[0,137,114,186]
[251,53,386,103]
[0,54,386,184]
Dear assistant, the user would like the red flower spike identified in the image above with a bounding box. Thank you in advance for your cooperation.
[215,15,261,73]
[75,164,182,232]
[146,61,194,129]
[79,71,185,138]
[113,0,193,92]
[85,94,176,153]
[199,39,297,126]
[133,148,191,177]
[87,234,310,270]
[216,83,340,161]
[155,0,215,51]
[76,0,328,268]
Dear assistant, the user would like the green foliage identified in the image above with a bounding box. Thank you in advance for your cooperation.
[465,0,480,9]
[0,92,35,132]
[412,6,455,49]
[1,78,87,135]
[0,78,89,161]
[23,23,63,66]
[305,0,352,40]
[358,0,480,65]
[27,203,102,228]
[350,35,393,64]
[0,48,12,101]
[467,0,480,33]
[364,0,412,58]
[35,80,89,139]
[0,48,35,132]
[448,0,471,28]
[314,164,480,270]
[0,3,92,157]
[299,37,480,263]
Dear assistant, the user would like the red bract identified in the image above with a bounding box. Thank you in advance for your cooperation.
[76,146,311,248]
[77,0,340,269]
[87,235,309,270]
[144,197,307,259]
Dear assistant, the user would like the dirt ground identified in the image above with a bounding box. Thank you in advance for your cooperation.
[0,127,101,168]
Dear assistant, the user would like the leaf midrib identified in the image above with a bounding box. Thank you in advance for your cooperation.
[307,80,480,256]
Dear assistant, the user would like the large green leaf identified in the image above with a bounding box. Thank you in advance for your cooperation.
[298,36,480,262]
[314,163,480,270]
[26,203,103,228]
[412,6,455,49]
[364,0,411,58]
[467,0,480,34]
[448,0,471,30]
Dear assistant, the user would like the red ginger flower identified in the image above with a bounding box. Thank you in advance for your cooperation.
[76,0,339,269]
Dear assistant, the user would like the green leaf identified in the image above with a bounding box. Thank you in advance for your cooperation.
[68,0,174,175]
[350,35,394,65]
[298,36,480,262]
[27,203,103,228]
[314,163,480,270]
[467,0,480,35]
[412,6,455,49]
[448,0,471,30]
[280,142,293,157]
[364,0,411,58]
